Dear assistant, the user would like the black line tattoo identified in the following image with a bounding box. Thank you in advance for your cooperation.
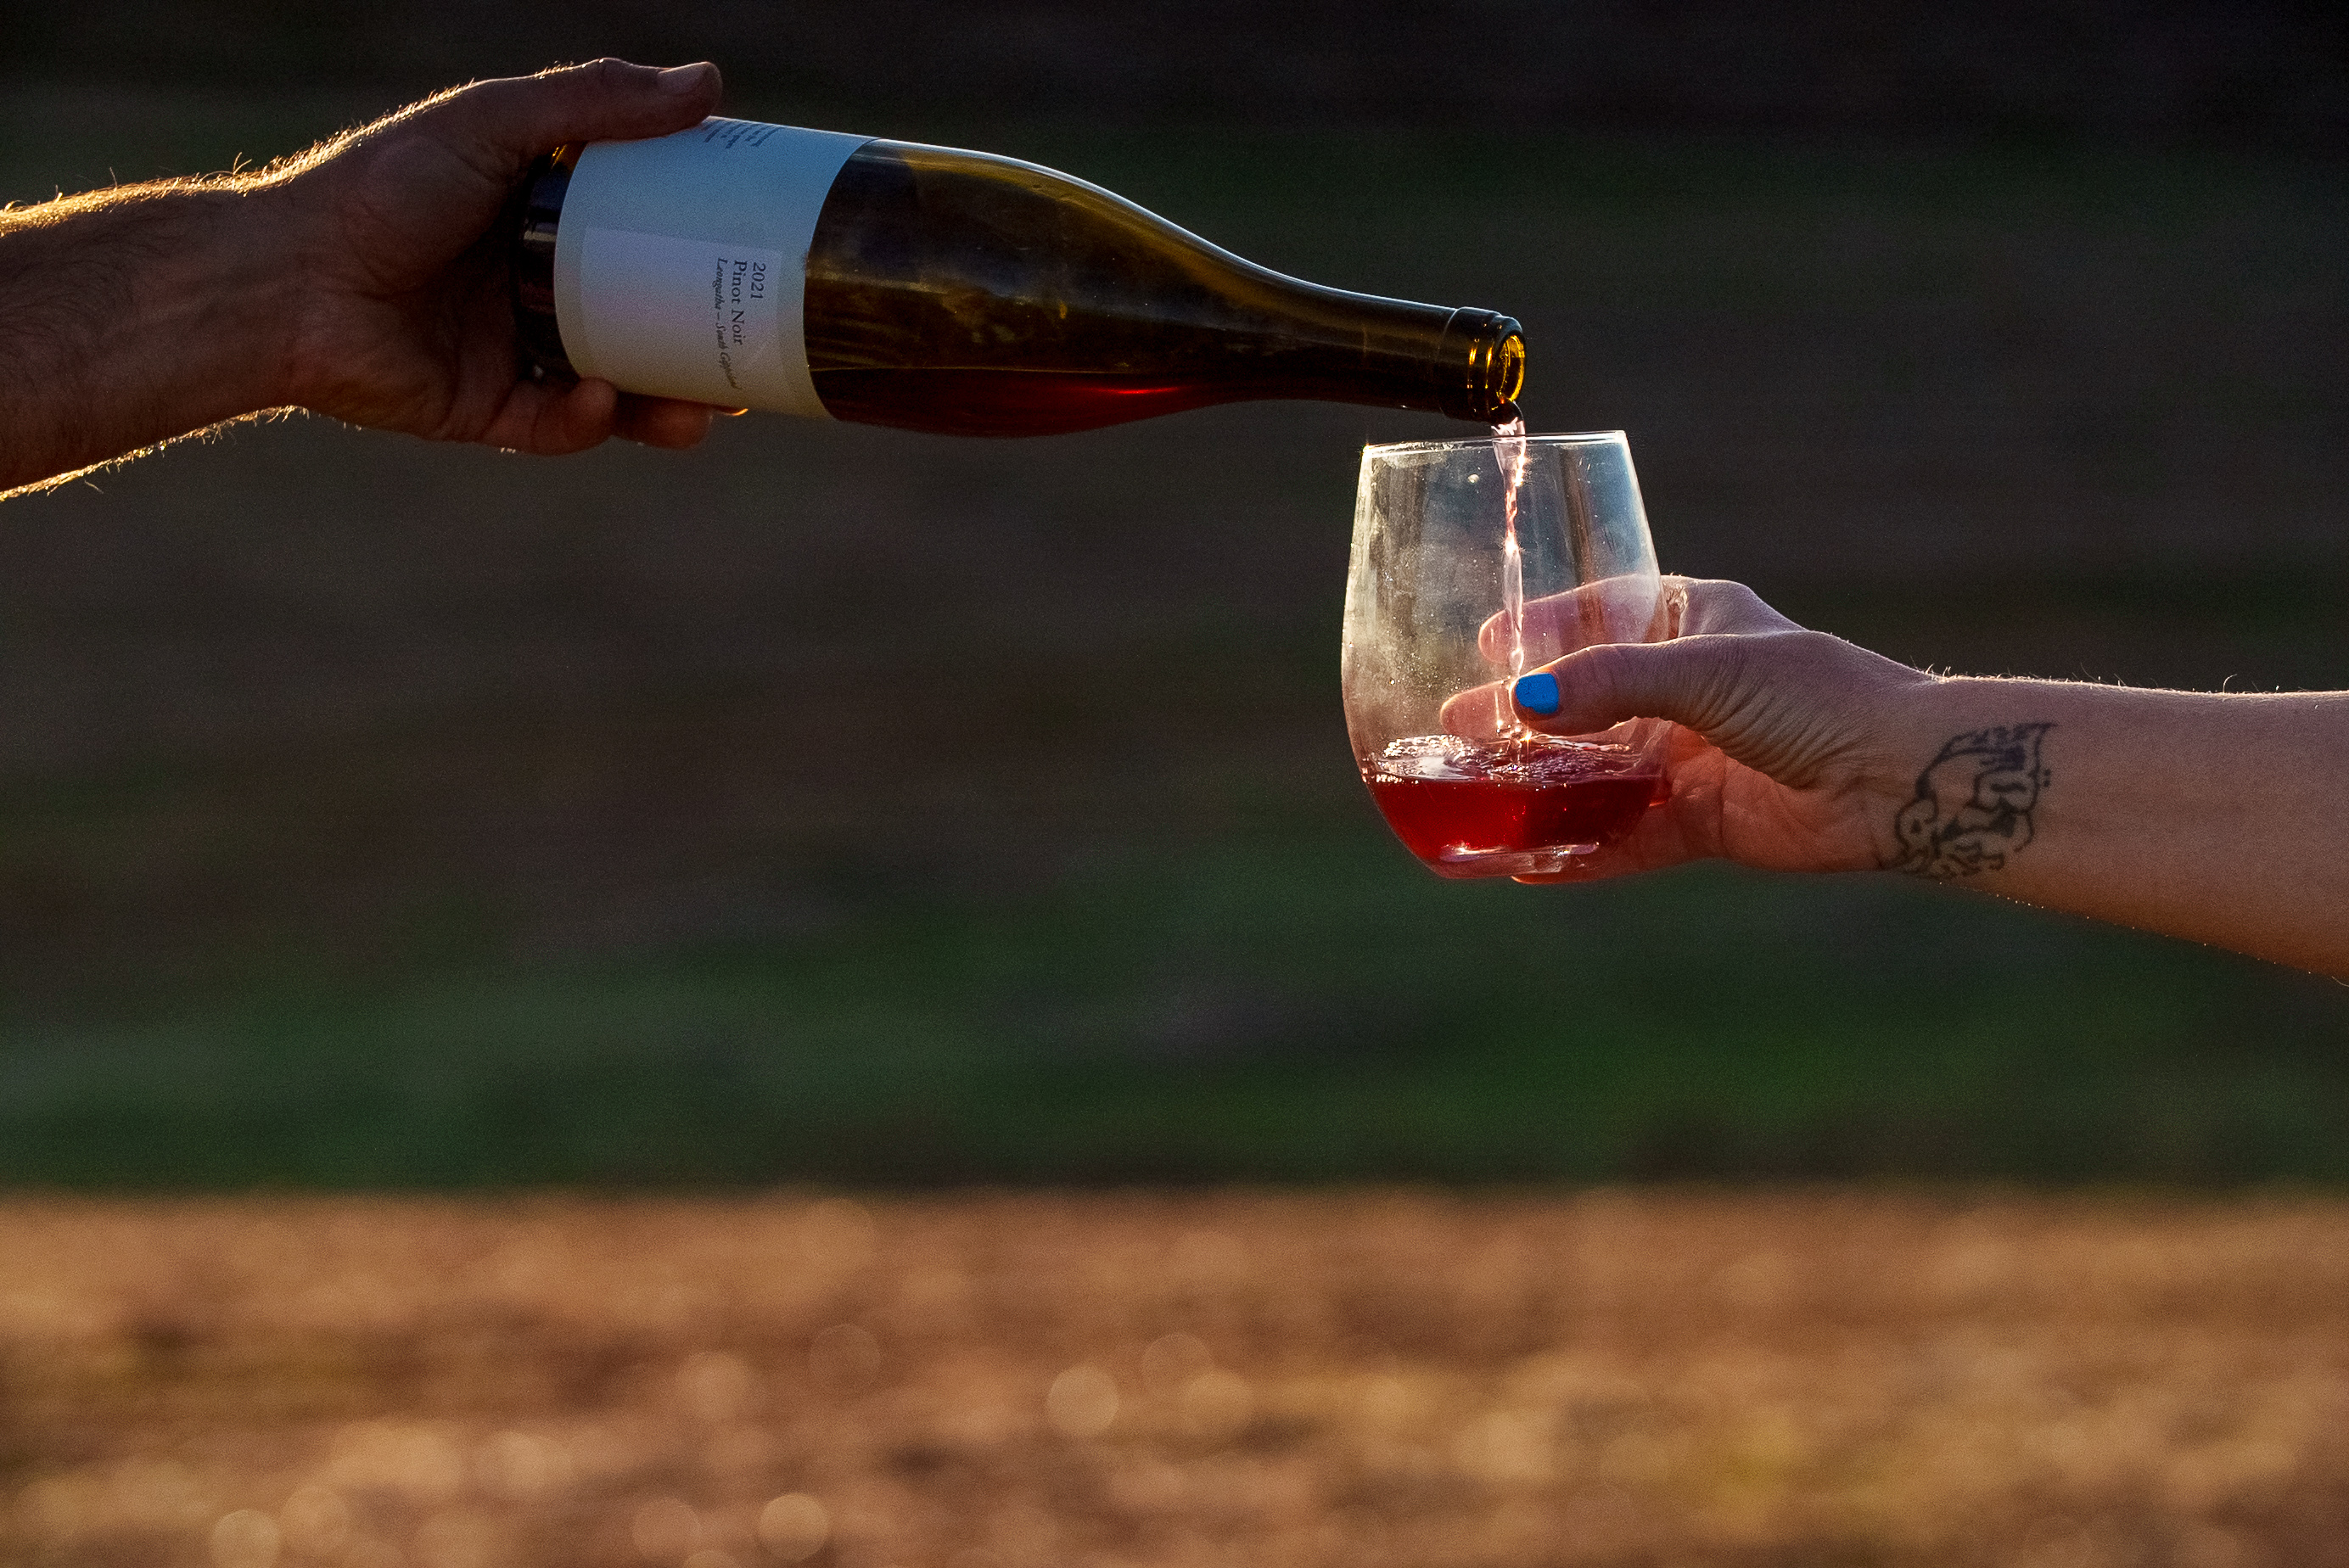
[1889,722,2055,879]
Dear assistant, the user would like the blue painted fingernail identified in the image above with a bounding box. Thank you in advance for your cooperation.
[1514,673,1560,715]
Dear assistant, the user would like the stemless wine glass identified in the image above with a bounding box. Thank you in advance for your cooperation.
[1342,431,1673,879]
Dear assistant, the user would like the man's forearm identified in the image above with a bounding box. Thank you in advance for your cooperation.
[0,181,300,494]
[1892,680,2349,976]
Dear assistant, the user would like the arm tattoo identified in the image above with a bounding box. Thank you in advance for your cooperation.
[1888,723,2054,879]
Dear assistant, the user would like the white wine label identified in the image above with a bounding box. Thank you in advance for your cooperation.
[553,119,870,417]
[575,231,788,407]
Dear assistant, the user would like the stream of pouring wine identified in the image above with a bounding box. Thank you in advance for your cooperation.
[1493,416,1530,764]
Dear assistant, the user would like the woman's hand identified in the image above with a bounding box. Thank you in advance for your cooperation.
[1449,575,2349,978]
[1449,575,1939,882]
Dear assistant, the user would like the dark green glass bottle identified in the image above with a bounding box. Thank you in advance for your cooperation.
[513,120,1524,436]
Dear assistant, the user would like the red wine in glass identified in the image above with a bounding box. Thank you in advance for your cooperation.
[1345,430,1669,879]
[1362,734,1664,878]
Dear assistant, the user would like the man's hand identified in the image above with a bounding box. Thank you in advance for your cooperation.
[273,59,726,455]
[0,59,726,496]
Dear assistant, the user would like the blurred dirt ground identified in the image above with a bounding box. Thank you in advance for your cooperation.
[4,1193,2347,1568]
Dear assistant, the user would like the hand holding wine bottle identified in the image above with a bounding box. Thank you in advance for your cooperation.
[0,59,731,496]
[268,59,737,456]
[2,57,1522,497]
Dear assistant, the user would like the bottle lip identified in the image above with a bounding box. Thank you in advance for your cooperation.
[1363,429,1630,457]
[1432,309,1527,422]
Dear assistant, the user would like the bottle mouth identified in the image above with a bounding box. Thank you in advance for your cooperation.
[1436,309,1527,423]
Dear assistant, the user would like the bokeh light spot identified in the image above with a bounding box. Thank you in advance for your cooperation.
[1181,1368,1255,1441]
[1140,1332,1214,1397]
[808,1323,882,1392]
[1046,1364,1119,1439]
[756,1493,829,1561]
[210,1509,281,1568]
[276,1486,350,1557]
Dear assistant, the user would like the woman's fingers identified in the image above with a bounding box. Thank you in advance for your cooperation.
[1474,575,1795,668]
[1452,577,1797,742]
[1508,637,1751,737]
[1438,681,1515,740]
[1509,621,1935,791]
[1475,574,1664,666]
[1673,578,1807,637]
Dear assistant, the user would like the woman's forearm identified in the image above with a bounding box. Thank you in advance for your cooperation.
[1897,680,2349,974]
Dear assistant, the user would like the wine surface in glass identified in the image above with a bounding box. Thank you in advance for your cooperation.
[1363,735,1663,877]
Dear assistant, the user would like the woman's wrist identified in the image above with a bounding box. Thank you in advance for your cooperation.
[1864,676,2063,881]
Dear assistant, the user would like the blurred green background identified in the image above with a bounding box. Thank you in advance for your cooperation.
[1,6,2346,1186]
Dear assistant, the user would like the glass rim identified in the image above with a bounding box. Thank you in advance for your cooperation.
[1361,429,1628,458]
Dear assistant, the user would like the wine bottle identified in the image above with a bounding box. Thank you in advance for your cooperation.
[510,119,1525,437]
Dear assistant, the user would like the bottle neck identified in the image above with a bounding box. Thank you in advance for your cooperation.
[1436,308,1527,423]
[1229,281,1522,422]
